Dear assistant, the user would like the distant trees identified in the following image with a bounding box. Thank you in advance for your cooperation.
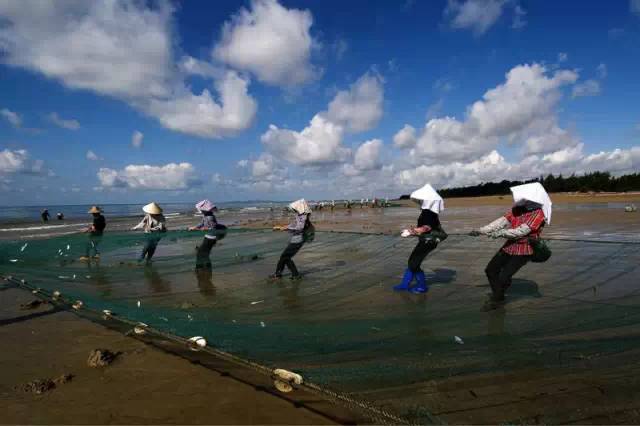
[435,172,640,198]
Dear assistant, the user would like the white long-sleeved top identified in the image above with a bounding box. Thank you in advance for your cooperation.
[478,216,532,239]
[132,214,166,233]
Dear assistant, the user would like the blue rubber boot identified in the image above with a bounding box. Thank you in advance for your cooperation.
[393,269,414,291]
[410,271,428,294]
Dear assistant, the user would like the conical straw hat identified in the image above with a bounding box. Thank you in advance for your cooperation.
[88,206,102,214]
[142,202,163,214]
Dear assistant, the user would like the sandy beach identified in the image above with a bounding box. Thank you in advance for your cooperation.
[1,193,640,424]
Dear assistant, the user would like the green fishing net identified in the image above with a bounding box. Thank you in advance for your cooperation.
[2,229,640,423]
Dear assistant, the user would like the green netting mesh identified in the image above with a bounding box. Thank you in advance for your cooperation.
[2,229,640,423]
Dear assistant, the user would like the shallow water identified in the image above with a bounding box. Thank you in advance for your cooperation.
[2,228,640,422]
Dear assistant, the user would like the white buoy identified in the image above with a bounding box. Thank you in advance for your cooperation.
[9,259,18,263]
[454,336,464,345]
[187,336,207,351]
[133,323,148,335]
[72,300,83,310]
[273,369,303,385]
[20,243,28,252]
[137,300,141,308]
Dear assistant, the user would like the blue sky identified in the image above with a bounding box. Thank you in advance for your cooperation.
[1,0,639,206]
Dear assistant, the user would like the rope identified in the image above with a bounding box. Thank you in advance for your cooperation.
[1,274,417,425]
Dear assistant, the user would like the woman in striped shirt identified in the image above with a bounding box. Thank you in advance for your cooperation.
[472,183,552,311]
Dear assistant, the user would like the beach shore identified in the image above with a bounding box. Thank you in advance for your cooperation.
[1,192,640,424]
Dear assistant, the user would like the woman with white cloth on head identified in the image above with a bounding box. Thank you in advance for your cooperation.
[270,199,313,281]
[470,182,552,311]
[394,184,448,294]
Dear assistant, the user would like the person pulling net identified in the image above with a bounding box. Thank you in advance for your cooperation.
[270,199,314,281]
[394,183,448,293]
[471,182,552,311]
[132,202,167,264]
[188,199,227,270]
[80,206,106,261]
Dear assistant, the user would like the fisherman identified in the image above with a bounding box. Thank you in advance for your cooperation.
[132,202,167,264]
[471,182,552,311]
[41,209,50,222]
[80,206,106,261]
[394,184,447,294]
[188,199,226,270]
[270,199,313,281]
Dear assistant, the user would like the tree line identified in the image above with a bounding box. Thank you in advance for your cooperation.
[400,172,640,199]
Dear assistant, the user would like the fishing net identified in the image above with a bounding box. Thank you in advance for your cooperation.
[2,229,640,424]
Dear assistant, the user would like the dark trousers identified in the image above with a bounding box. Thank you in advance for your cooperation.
[196,237,216,269]
[276,242,304,276]
[140,236,162,261]
[85,234,102,257]
[485,250,531,301]
[408,239,438,273]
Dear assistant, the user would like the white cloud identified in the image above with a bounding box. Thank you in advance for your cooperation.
[0,148,46,181]
[0,1,257,139]
[400,64,579,162]
[213,0,317,87]
[86,150,98,161]
[596,63,608,79]
[572,79,601,98]
[632,0,640,16]
[393,125,417,149]
[48,112,80,130]
[131,130,144,148]
[558,52,568,63]
[326,71,384,132]
[445,0,507,35]
[1,108,21,128]
[97,162,199,190]
[353,139,383,171]
[262,114,350,166]
[144,71,257,138]
[262,70,382,166]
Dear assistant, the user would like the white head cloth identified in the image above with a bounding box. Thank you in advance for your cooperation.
[510,182,552,224]
[289,199,311,214]
[410,184,444,214]
[195,199,215,212]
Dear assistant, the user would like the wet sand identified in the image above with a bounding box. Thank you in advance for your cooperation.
[0,287,361,425]
[2,192,640,424]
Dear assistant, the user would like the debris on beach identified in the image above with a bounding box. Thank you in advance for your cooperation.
[58,275,70,279]
[66,244,70,250]
[87,349,119,367]
[15,374,73,394]
[260,321,266,328]
[187,336,207,351]
[454,336,464,345]
[20,243,28,252]
[137,300,141,308]
[9,259,18,263]
[20,299,46,310]
[625,204,637,212]
[251,300,264,305]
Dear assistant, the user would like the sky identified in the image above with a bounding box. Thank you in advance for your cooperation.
[0,0,639,206]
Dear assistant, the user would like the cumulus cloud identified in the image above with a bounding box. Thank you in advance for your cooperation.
[131,130,144,148]
[0,148,46,181]
[213,0,317,87]
[572,79,601,98]
[396,63,579,162]
[558,52,568,63]
[326,72,384,132]
[512,4,527,29]
[97,163,199,190]
[0,0,257,138]
[393,124,417,149]
[48,112,80,130]
[262,114,350,166]
[353,139,384,171]
[1,108,21,128]
[262,70,382,166]
[86,150,98,161]
[445,0,507,35]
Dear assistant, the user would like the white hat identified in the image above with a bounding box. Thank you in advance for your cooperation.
[510,182,552,224]
[289,199,311,214]
[142,202,163,215]
[195,199,216,212]
[410,184,444,214]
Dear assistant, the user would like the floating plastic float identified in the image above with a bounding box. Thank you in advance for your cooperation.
[187,336,207,351]
[272,368,303,393]
[72,300,83,310]
[133,323,149,335]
